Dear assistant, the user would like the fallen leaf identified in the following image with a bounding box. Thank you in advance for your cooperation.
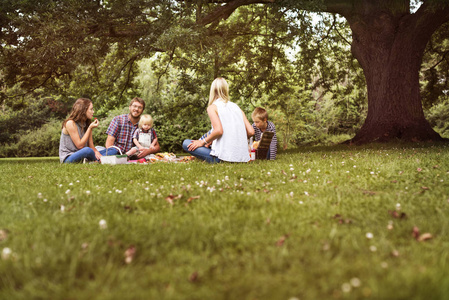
[266,218,271,225]
[417,233,433,242]
[391,250,400,257]
[0,229,8,241]
[281,170,288,176]
[391,180,397,183]
[124,245,136,264]
[388,210,407,219]
[363,190,376,195]
[421,186,430,190]
[189,271,199,282]
[165,194,182,205]
[186,196,200,203]
[276,234,289,246]
[412,226,420,239]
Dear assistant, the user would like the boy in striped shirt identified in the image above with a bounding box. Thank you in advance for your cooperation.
[251,107,278,160]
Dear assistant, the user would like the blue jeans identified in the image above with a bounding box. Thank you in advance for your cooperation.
[182,139,221,164]
[98,147,119,156]
[64,147,97,163]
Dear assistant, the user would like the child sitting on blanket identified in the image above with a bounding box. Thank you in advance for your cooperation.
[126,114,158,158]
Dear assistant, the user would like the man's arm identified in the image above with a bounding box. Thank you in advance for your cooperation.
[105,135,115,148]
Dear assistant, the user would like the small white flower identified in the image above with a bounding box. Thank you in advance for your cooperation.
[60,205,65,212]
[69,182,73,186]
[290,168,294,171]
[304,191,309,196]
[58,184,63,188]
[366,232,374,239]
[395,203,401,210]
[341,283,352,293]
[299,201,304,204]
[306,169,311,173]
[240,178,244,181]
[37,193,43,198]
[369,245,377,252]
[225,176,229,181]
[65,189,70,194]
[43,199,48,202]
[370,172,375,175]
[145,187,149,191]
[181,177,184,181]
[289,192,294,197]
[217,180,221,185]
[350,277,361,287]
[99,219,107,229]
[289,164,293,167]
[1,247,12,260]
[353,165,356,168]
[267,172,271,175]
[86,191,91,195]
[76,180,80,183]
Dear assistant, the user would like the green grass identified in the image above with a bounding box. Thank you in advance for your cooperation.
[1,144,449,300]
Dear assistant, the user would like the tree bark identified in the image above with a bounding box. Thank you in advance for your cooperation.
[337,1,449,143]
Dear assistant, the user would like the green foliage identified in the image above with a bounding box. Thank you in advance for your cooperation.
[1,145,449,299]
[0,119,61,158]
[425,98,449,138]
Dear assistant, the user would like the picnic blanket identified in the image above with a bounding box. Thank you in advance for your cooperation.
[128,153,195,164]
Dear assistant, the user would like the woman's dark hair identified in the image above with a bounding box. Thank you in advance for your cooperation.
[62,98,92,130]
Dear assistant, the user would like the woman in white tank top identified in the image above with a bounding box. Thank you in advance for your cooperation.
[182,78,255,163]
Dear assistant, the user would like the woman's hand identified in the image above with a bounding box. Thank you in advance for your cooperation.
[187,140,205,151]
[89,119,99,129]
[94,149,102,161]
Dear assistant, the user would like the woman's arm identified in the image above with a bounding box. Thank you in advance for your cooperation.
[88,131,102,160]
[187,104,223,151]
[242,110,255,138]
[66,119,98,149]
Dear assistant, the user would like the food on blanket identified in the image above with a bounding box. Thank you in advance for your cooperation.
[155,152,176,159]
[180,156,195,162]
[252,141,260,149]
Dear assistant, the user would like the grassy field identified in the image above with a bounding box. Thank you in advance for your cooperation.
[1,144,449,300]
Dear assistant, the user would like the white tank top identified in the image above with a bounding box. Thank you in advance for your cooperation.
[210,99,250,162]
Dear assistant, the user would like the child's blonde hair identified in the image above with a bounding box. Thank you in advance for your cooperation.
[208,77,230,106]
[251,107,268,121]
[139,114,153,128]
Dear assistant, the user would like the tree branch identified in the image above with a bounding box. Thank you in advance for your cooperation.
[197,0,275,25]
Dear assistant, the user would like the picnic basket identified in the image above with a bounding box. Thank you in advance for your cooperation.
[100,146,128,165]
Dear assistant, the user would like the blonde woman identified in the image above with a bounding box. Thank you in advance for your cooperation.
[183,77,254,163]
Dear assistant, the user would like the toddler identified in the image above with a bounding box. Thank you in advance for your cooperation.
[126,114,158,158]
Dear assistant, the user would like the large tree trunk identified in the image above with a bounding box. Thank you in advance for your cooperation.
[341,2,449,144]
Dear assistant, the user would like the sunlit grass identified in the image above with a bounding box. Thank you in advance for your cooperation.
[1,143,449,300]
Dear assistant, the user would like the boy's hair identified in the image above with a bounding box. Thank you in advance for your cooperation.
[130,97,146,111]
[138,114,153,128]
[208,77,230,106]
[252,107,268,121]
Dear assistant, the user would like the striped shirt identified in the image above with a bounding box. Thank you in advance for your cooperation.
[106,114,138,153]
[252,121,278,160]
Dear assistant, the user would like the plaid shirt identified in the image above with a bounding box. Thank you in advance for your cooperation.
[106,114,138,153]
[252,121,278,160]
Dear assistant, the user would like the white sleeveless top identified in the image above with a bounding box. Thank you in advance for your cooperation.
[210,99,250,162]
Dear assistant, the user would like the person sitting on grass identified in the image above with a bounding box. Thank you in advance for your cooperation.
[125,114,158,159]
[59,98,101,163]
[102,97,160,157]
[251,107,278,160]
[182,77,254,163]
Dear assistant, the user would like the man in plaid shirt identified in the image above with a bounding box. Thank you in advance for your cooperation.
[102,97,160,158]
